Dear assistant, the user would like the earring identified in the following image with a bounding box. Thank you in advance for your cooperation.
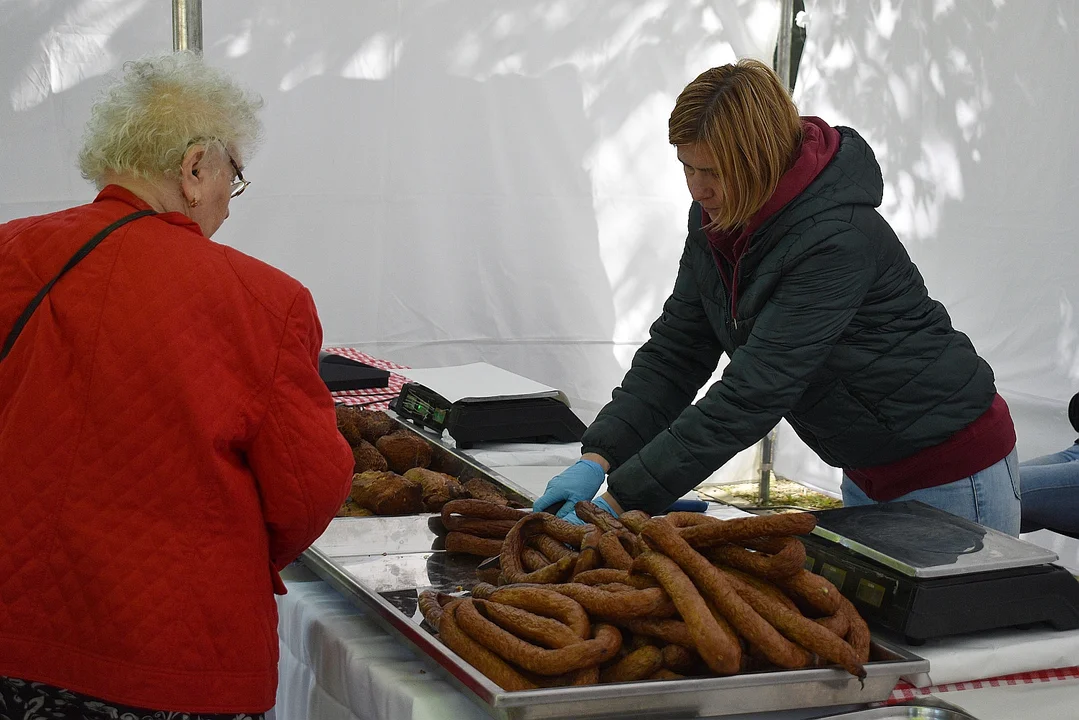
[189,197,200,208]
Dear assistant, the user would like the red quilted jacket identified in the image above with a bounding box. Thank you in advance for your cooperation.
[0,186,354,713]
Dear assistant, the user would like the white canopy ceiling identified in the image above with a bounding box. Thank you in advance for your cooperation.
[2,0,1076,496]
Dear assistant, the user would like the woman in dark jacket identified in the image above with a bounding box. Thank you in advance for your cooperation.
[535,58,1020,535]
[1020,392,1079,537]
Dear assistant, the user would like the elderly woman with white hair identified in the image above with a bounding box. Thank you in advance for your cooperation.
[0,53,354,718]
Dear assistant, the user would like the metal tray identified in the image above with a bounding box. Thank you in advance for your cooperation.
[311,424,928,719]
[302,537,930,720]
[819,696,978,718]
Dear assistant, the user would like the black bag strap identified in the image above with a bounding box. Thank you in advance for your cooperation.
[1,208,156,363]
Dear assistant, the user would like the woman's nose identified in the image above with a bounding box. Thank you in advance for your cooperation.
[689,178,713,202]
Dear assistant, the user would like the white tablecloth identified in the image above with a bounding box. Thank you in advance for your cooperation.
[276,564,490,720]
[925,677,1079,720]
[893,625,1079,688]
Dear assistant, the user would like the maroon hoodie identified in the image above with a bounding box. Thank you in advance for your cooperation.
[703,116,840,312]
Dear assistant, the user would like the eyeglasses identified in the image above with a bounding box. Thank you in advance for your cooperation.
[227,153,251,198]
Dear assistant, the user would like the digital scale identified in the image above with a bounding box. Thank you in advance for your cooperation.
[389,381,586,448]
[318,351,391,391]
[802,501,1079,644]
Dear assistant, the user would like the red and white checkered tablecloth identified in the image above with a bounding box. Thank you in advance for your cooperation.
[887,665,1079,704]
[323,348,410,410]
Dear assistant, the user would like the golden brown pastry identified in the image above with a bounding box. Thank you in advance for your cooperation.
[336,498,375,517]
[403,467,465,512]
[353,408,398,444]
[375,430,433,473]
[349,470,423,515]
[427,448,462,476]
[335,405,366,446]
[462,477,509,506]
[352,438,389,473]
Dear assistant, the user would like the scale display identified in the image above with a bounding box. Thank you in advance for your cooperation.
[803,502,1079,643]
[391,382,452,432]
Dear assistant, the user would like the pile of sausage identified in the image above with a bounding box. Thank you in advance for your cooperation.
[419,501,870,691]
[439,499,529,557]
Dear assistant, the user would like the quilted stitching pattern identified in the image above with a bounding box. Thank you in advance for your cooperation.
[0,186,354,713]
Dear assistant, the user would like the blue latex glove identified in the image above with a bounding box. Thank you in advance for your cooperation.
[562,495,616,526]
[533,459,605,519]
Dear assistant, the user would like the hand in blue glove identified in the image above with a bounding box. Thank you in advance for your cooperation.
[533,458,605,519]
[562,495,616,525]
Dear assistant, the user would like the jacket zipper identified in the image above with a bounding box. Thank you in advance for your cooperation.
[707,239,742,332]
[730,257,742,330]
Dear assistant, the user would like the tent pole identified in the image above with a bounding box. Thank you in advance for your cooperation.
[776,0,795,92]
[758,0,796,507]
[759,430,774,505]
[173,0,203,53]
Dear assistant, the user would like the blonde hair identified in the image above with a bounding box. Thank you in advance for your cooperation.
[78,52,264,188]
[669,58,803,231]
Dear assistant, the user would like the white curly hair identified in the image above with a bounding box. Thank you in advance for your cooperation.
[78,52,264,188]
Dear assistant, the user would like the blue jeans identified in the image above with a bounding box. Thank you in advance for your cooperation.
[1019,443,1079,536]
[841,449,1021,536]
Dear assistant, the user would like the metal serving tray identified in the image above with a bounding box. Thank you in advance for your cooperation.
[819,696,978,719]
[302,537,929,720]
[311,424,928,718]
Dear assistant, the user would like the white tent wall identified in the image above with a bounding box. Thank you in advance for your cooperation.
[0,1,777,418]
[1,2,1076,494]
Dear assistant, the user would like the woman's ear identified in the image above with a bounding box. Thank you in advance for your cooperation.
[179,144,207,207]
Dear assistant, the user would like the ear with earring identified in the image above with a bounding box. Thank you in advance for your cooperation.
[187,165,200,207]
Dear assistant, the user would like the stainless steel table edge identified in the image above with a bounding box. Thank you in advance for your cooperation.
[301,546,929,720]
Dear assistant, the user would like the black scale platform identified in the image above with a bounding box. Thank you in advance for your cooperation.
[803,501,1079,643]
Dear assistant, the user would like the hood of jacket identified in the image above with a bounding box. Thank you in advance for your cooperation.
[692,126,886,279]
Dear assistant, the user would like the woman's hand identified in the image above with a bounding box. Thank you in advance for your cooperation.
[533,456,608,518]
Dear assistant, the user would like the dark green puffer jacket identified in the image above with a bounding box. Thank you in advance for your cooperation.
[584,127,997,515]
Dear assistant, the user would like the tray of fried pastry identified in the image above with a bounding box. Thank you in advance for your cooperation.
[333,405,533,518]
